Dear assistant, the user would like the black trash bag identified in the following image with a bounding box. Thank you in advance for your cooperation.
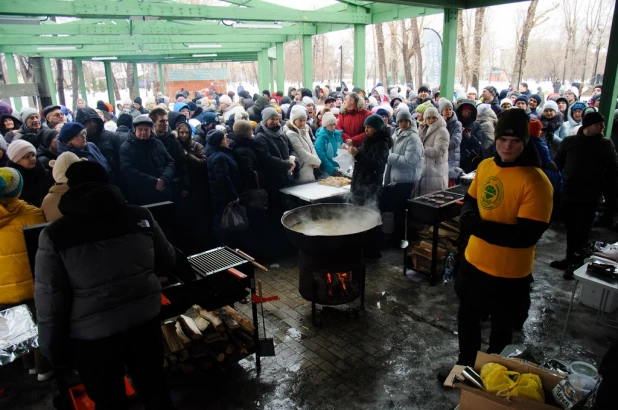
[221,203,249,231]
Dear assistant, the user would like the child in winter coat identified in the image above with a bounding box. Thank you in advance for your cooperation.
[315,112,343,176]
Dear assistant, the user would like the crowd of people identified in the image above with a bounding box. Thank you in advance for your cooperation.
[1,79,617,408]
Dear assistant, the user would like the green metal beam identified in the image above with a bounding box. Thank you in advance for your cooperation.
[132,62,140,100]
[370,4,442,24]
[43,58,57,105]
[257,50,269,93]
[1,34,288,45]
[0,43,271,55]
[0,20,316,36]
[0,0,371,24]
[353,24,366,90]
[158,63,165,95]
[302,35,312,90]
[103,61,115,105]
[599,5,618,137]
[440,8,458,104]
[75,59,87,102]
[4,53,22,110]
[276,42,284,93]
[269,58,274,92]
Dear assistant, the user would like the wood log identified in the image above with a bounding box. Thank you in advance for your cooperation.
[163,357,168,370]
[180,362,196,373]
[214,308,240,330]
[183,306,210,332]
[233,328,255,348]
[206,346,225,362]
[195,357,213,370]
[177,315,203,340]
[204,331,227,343]
[223,343,234,355]
[419,241,448,257]
[174,321,192,348]
[161,321,185,354]
[222,305,255,333]
[228,335,249,355]
[177,349,191,362]
[194,305,225,331]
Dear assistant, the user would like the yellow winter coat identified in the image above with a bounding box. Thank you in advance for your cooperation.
[0,198,46,304]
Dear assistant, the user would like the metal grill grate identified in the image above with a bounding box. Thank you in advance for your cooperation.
[187,247,246,276]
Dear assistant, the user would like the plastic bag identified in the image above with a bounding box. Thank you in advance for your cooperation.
[221,203,249,231]
[481,362,545,404]
[507,373,545,403]
[333,149,354,173]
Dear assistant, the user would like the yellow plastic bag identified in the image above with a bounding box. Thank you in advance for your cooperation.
[507,373,545,403]
[480,363,520,395]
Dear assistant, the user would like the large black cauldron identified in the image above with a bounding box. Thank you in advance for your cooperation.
[281,203,381,254]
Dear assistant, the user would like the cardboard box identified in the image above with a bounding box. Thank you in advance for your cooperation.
[446,352,565,410]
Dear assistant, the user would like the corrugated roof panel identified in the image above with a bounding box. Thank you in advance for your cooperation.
[168,68,229,81]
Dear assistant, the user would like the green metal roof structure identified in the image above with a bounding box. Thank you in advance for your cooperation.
[0,0,616,134]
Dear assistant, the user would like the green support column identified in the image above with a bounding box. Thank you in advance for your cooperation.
[302,34,312,90]
[440,9,458,104]
[75,59,87,102]
[257,51,267,92]
[599,6,618,137]
[43,58,57,105]
[5,53,22,110]
[269,58,274,91]
[103,61,115,105]
[276,42,284,93]
[158,63,165,95]
[132,63,140,100]
[353,24,366,90]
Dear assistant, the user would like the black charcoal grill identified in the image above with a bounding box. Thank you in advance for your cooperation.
[406,186,467,284]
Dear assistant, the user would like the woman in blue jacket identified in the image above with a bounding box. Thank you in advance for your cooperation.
[314,112,343,176]
[56,122,111,174]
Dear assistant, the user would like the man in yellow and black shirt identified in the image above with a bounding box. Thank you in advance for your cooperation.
[456,108,553,366]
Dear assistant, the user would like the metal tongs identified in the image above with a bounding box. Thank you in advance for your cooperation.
[453,366,486,391]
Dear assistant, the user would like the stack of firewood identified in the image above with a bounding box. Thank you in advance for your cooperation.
[161,305,255,372]
[409,219,460,273]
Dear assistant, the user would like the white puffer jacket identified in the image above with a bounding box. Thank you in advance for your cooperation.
[417,116,450,196]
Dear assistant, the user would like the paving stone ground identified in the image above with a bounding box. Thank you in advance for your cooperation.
[2,222,618,410]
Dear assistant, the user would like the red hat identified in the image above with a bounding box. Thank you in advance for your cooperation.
[528,119,543,138]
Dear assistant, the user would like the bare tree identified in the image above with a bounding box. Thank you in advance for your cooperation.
[591,1,613,81]
[56,59,66,106]
[126,63,135,97]
[457,10,471,90]
[410,18,423,88]
[71,60,79,110]
[400,20,413,85]
[470,8,486,91]
[375,23,387,85]
[561,0,580,84]
[387,21,399,84]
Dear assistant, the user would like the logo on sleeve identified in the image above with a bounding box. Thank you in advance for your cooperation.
[137,219,151,228]
[481,176,504,210]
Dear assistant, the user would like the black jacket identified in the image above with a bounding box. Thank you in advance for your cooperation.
[207,146,241,214]
[155,128,190,193]
[7,159,54,208]
[350,129,392,206]
[232,137,266,190]
[487,96,502,115]
[75,108,122,183]
[36,144,58,170]
[115,125,131,144]
[120,132,175,205]
[12,124,57,150]
[253,124,296,195]
[456,102,484,173]
[554,129,617,212]
[247,96,270,123]
[34,182,175,365]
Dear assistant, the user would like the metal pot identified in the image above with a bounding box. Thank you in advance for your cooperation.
[281,203,381,255]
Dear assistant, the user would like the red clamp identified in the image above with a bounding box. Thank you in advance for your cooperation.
[161,294,171,306]
[252,294,280,304]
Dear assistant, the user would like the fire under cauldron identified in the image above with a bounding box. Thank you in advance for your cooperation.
[281,203,381,324]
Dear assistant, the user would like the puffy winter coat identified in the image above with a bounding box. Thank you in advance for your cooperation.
[350,129,392,206]
[6,160,54,208]
[558,109,580,140]
[155,129,190,193]
[384,123,424,185]
[478,108,498,158]
[285,121,321,184]
[336,103,372,147]
[247,96,270,123]
[540,114,564,159]
[207,146,241,214]
[120,132,175,205]
[315,126,343,176]
[0,198,45,304]
[75,108,122,182]
[41,183,69,222]
[456,103,483,173]
[418,116,450,196]
[253,123,296,195]
[34,182,175,365]
[36,144,58,170]
[12,123,58,150]
[445,113,463,178]
[232,137,266,190]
